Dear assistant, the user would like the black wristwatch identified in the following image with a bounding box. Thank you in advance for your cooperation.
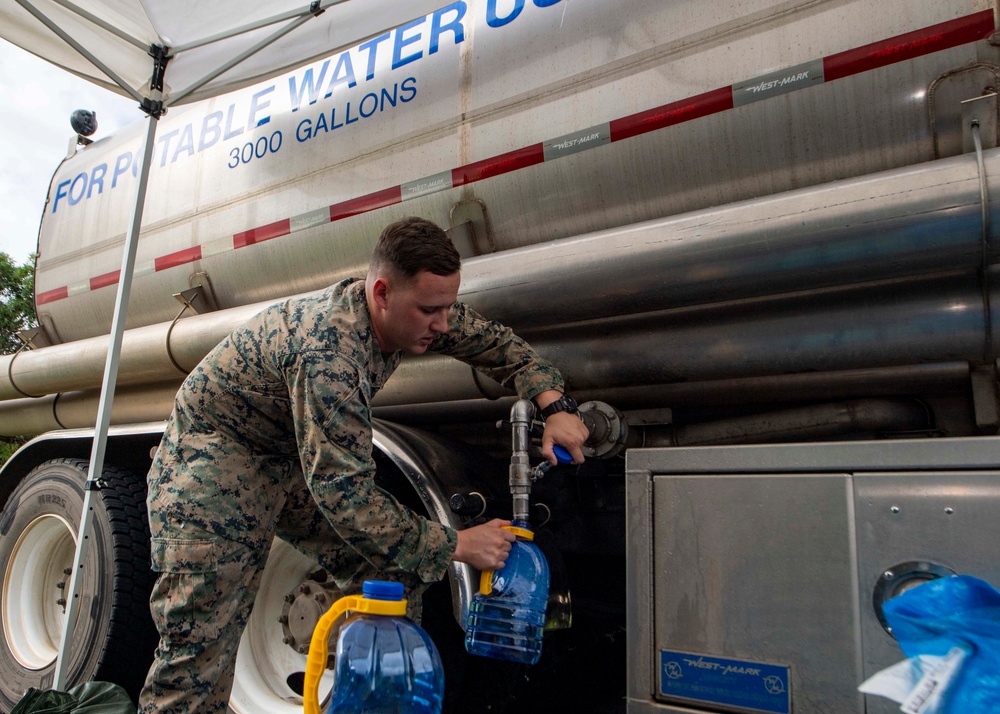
[539,394,578,419]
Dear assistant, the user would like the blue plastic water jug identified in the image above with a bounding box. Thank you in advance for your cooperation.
[304,580,445,714]
[464,521,551,665]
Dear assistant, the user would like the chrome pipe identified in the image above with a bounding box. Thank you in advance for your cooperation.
[0,382,180,437]
[373,363,971,424]
[508,400,535,523]
[459,150,1000,330]
[377,274,995,408]
[3,150,999,418]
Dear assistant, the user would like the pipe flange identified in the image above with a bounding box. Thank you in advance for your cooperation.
[579,400,626,458]
[872,560,956,636]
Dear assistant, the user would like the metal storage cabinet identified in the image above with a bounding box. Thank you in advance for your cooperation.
[625,438,1000,713]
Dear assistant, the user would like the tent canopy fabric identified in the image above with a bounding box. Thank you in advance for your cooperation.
[1,0,455,109]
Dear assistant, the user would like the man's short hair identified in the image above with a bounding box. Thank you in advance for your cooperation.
[369,217,461,280]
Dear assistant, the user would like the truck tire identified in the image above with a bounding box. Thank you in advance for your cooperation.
[0,458,158,708]
[227,537,336,714]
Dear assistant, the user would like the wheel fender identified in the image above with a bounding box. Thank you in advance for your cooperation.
[372,419,498,627]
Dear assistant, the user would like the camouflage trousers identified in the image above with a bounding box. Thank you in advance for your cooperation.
[138,451,429,714]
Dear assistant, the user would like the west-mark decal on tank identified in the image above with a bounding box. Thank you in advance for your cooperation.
[402,171,454,201]
[732,59,825,107]
[543,123,610,161]
[659,650,790,714]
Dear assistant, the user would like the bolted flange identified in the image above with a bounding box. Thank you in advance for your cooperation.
[278,571,344,656]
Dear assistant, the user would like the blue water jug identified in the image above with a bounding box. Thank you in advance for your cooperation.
[464,521,551,665]
[304,580,445,714]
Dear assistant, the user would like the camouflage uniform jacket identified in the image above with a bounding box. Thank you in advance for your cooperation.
[155,277,564,584]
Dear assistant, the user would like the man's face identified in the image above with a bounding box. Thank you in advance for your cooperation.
[374,269,461,354]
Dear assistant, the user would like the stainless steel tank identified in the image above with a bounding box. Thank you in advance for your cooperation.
[33,0,998,345]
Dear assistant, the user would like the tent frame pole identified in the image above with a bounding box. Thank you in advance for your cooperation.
[171,0,347,52]
[52,109,159,690]
[47,0,148,50]
[13,0,146,103]
[165,6,325,106]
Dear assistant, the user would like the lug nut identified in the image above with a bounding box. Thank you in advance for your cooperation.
[277,615,288,624]
[284,593,295,603]
[282,637,293,645]
[296,645,309,654]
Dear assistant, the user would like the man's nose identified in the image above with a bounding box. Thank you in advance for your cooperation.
[430,310,448,333]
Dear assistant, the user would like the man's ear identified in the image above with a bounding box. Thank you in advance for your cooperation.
[371,277,390,310]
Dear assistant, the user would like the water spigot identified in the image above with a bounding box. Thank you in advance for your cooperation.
[508,399,534,522]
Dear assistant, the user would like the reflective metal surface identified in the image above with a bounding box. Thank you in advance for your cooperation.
[6,148,999,432]
[626,437,1000,713]
[371,421,479,626]
[34,0,996,342]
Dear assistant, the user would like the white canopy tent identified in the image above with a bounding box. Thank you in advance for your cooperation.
[2,0,454,107]
[0,0,455,690]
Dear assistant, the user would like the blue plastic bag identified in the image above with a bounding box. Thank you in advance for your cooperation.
[862,575,1000,713]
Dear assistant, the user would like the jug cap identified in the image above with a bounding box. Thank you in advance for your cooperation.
[363,580,405,601]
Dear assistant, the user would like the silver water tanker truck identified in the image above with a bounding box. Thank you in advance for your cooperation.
[1,1,999,712]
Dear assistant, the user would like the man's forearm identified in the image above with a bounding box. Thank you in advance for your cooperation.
[533,389,564,410]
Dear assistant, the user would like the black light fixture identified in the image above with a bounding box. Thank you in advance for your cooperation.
[70,108,97,145]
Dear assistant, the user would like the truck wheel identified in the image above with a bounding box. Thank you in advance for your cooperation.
[227,538,336,714]
[0,458,157,708]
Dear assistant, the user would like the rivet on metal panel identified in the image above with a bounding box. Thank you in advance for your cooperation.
[890,506,900,513]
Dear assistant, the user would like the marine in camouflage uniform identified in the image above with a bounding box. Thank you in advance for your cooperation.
[138,273,566,712]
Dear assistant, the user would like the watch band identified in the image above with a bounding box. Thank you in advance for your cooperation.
[539,394,578,419]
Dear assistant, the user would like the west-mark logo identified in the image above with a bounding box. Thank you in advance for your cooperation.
[744,71,811,95]
[543,123,610,160]
[732,58,824,108]
[683,656,762,676]
[407,176,449,193]
[551,132,602,150]
[663,661,684,679]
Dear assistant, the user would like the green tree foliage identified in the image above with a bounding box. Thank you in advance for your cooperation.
[0,253,35,465]
[0,438,22,466]
[0,252,36,356]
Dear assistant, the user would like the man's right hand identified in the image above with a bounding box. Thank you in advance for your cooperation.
[452,518,516,570]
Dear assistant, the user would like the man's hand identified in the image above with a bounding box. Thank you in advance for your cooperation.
[541,411,589,464]
[534,389,589,464]
[452,518,517,570]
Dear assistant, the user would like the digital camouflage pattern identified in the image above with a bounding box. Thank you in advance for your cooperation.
[139,278,564,713]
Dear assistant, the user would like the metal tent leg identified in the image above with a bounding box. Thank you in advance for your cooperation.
[53,111,159,690]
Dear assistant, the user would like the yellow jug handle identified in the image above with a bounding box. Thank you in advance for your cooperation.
[303,593,409,714]
[479,525,535,596]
